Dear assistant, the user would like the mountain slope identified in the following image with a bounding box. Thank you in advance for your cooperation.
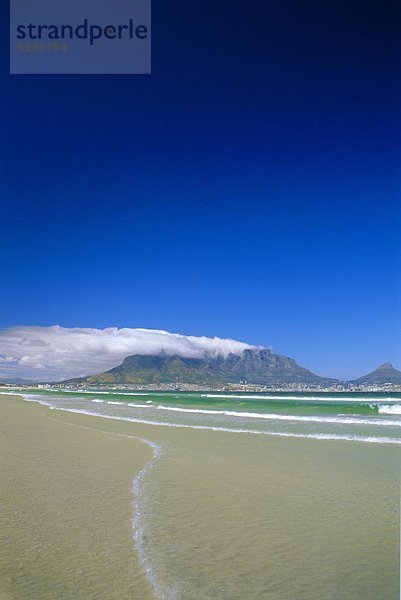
[352,362,401,385]
[63,348,336,386]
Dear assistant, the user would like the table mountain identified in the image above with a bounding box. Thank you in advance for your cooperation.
[63,348,336,386]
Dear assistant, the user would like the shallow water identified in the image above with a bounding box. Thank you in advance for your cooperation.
[9,389,401,599]
[0,395,154,600]
[141,429,399,599]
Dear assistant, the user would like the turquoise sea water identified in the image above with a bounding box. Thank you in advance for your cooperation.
[16,388,401,444]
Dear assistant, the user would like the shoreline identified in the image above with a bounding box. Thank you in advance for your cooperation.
[0,394,156,600]
[42,408,164,598]
[2,391,400,599]
[11,390,401,446]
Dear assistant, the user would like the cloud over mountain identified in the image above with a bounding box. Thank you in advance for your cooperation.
[0,325,255,381]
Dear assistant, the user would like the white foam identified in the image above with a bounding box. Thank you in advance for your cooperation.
[115,392,154,396]
[60,389,112,394]
[106,392,156,397]
[91,399,104,403]
[16,393,401,446]
[58,389,161,397]
[201,394,398,403]
[107,401,124,405]
[157,405,219,415]
[379,404,401,415]
[131,439,169,599]
[154,404,401,428]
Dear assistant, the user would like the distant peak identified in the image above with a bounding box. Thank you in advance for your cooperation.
[379,362,393,369]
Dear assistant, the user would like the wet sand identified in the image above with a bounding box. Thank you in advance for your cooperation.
[1,393,400,599]
[0,394,154,600]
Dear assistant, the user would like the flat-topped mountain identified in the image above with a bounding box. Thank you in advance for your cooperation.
[352,362,401,385]
[63,348,336,386]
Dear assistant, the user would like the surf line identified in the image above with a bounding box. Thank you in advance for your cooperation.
[18,391,401,446]
[42,412,167,600]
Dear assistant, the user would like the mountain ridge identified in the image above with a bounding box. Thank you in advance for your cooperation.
[62,348,337,386]
[352,362,401,385]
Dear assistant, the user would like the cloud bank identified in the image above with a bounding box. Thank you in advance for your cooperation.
[0,326,256,381]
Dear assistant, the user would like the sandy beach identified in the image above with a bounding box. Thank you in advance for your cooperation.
[0,394,154,600]
[1,392,400,599]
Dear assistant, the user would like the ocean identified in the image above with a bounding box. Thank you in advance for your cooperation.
[19,388,401,444]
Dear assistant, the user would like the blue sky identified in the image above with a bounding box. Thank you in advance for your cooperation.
[1,0,400,379]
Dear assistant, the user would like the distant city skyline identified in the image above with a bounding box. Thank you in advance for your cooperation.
[1,0,400,380]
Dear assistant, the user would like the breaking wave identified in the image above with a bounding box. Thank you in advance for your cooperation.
[378,404,401,415]
[13,393,401,446]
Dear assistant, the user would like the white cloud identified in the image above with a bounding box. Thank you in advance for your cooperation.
[0,355,16,364]
[0,325,256,381]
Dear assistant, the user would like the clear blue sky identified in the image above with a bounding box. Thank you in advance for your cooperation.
[1,0,400,379]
